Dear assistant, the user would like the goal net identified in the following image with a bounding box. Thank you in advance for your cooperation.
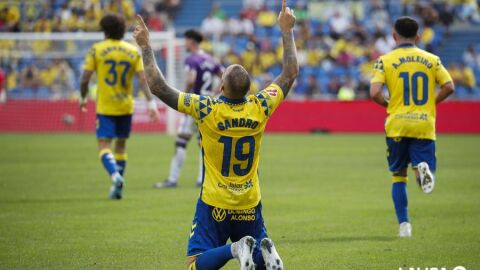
[0,32,185,134]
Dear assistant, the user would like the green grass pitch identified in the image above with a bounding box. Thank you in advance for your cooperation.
[0,133,479,269]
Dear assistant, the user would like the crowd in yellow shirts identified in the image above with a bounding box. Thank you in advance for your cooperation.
[0,0,479,100]
[200,0,480,99]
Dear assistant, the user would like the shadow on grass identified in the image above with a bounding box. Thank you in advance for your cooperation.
[278,235,396,244]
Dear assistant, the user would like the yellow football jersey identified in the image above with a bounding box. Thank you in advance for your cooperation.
[371,44,452,140]
[84,39,143,115]
[178,84,284,210]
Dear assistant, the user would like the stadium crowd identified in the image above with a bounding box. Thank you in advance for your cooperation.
[0,0,479,100]
[201,0,480,99]
[0,0,179,99]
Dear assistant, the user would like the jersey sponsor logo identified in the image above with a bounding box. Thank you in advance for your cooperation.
[228,208,256,221]
[265,88,278,97]
[217,180,254,193]
[184,93,192,106]
[217,118,259,131]
[393,112,429,121]
[212,207,227,222]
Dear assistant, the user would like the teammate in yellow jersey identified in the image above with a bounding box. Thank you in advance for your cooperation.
[370,17,455,238]
[134,0,298,268]
[80,14,158,200]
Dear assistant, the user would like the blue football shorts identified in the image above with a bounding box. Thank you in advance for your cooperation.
[386,137,436,173]
[187,199,268,265]
[96,114,132,139]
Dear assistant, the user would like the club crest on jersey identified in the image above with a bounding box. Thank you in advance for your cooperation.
[212,207,227,222]
[265,88,278,97]
[184,94,192,106]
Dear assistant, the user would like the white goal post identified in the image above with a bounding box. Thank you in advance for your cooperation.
[0,31,186,135]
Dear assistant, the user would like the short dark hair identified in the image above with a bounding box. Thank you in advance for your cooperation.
[184,29,203,43]
[225,65,251,97]
[394,16,419,39]
[100,14,126,40]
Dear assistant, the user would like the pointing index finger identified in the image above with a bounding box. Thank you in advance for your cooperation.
[282,0,286,12]
[136,14,147,28]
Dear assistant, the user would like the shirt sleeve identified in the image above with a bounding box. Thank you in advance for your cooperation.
[134,53,144,72]
[83,45,96,71]
[370,58,385,84]
[435,58,453,86]
[177,92,213,121]
[185,57,196,72]
[254,83,285,118]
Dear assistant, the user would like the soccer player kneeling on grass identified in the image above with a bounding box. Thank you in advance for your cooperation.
[80,14,158,200]
[133,0,298,268]
[370,17,455,237]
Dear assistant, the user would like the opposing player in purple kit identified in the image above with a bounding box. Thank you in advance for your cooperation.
[153,29,224,189]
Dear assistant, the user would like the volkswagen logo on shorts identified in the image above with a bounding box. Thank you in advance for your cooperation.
[212,207,226,222]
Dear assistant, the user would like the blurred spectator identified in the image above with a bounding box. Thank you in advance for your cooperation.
[294,2,309,22]
[243,0,264,10]
[147,13,167,31]
[226,16,243,36]
[240,14,254,35]
[366,1,390,31]
[449,63,477,95]
[374,31,395,55]
[241,42,257,74]
[463,44,480,67]
[240,7,257,21]
[52,60,75,99]
[435,2,454,32]
[201,13,224,36]
[256,5,276,28]
[0,67,5,103]
[460,63,477,95]
[211,2,226,20]
[455,0,480,23]
[327,76,341,96]
[21,64,40,92]
[305,74,320,98]
[329,10,351,38]
[223,48,241,66]
[337,76,357,101]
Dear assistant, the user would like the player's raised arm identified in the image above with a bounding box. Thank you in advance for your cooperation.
[273,0,299,97]
[133,15,180,110]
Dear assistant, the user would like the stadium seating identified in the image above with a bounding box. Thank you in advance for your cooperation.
[1,0,479,100]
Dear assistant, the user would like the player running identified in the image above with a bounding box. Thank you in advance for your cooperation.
[134,0,298,268]
[153,29,224,189]
[370,17,455,237]
[80,14,158,200]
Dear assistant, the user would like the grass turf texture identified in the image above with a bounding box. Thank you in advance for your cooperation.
[0,133,479,269]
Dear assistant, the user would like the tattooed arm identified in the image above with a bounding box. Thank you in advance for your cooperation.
[134,15,180,110]
[140,47,180,110]
[273,0,299,97]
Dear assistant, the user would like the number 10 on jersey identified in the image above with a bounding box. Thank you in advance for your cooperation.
[399,71,429,106]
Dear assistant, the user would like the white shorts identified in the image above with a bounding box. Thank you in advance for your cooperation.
[177,114,197,136]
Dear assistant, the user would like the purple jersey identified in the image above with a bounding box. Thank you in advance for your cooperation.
[185,51,223,95]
